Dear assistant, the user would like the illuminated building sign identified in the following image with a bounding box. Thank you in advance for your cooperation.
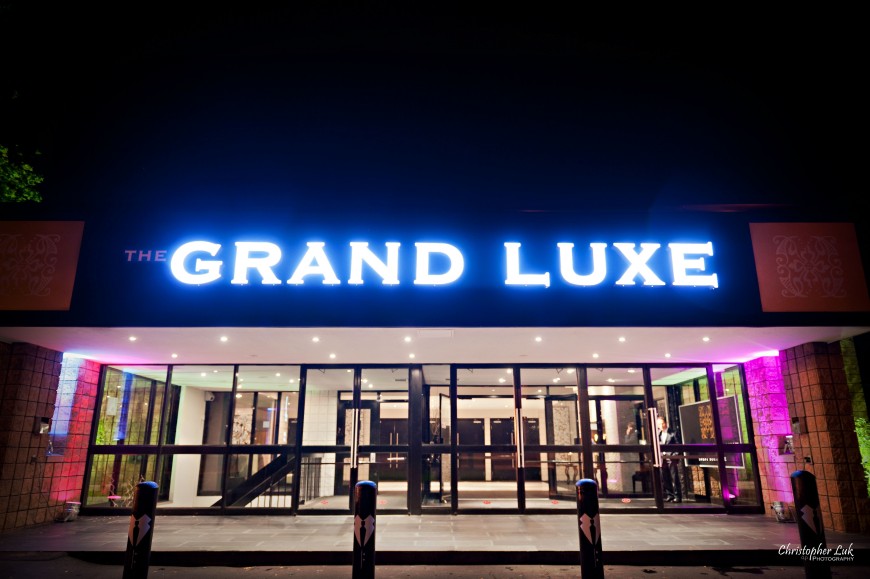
[166,240,718,288]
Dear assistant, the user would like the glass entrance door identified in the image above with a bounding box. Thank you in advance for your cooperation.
[455,367,518,510]
[519,367,582,511]
[585,367,653,508]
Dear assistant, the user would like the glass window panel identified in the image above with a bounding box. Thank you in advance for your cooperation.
[361,368,409,454]
[422,452,451,508]
[524,451,581,511]
[237,365,301,446]
[456,452,518,510]
[302,368,353,445]
[650,366,715,445]
[298,451,349,510]
[423,365,451,445]
[95,365,168,446]
[84,453,148,507]
[162,365,235,446]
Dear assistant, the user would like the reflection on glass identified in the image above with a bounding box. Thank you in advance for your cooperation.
[96,365,169,446]
[85,454,148,506]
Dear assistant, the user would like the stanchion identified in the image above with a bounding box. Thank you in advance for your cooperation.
[791,470,831,579]
[122,481,159,579]
[576,478,604,579]
[352,480,377,579]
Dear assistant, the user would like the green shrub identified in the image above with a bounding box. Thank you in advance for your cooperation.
[856,417,870,496]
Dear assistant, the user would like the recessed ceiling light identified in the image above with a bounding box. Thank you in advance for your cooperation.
[702,336,710,342]
[346,369,352,373]
[171,353,178,359]
[289,379,295,383]
[235,393,242,398]
[128,336,137,342]
[607,378,616,383]
[506,369,513,374]
[329,353,336,359]
[362,378,368,383]
[220,336,228,342]
[200,372,206,377]
[275,373,281,377]
[627,369,636,374]
[618,337,626,343]
[404,336,412,343]
[409,353,416,359]
[567,368,575,374]
[368,384,373,388]
[535,336,543,342]
[312,336,320,343]
[664,353,672,358]
[212,370,218,373]
[498,377,506,383]
[592,353,599,359]
[552,378,560,383]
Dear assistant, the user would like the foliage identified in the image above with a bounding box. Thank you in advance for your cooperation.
[0,144,43,202]
[856,417,870,496]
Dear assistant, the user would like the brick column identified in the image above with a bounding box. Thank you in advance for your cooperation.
[47,356,101,512]
[782,342,870,533]
[744,355,797,521]
[0,342,63,530]
[0,342,101,531]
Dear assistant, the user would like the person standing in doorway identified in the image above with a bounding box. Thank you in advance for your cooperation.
[657,417,682,502]
[624,422,638,444]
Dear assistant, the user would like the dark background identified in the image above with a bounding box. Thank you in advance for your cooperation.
[1,4,867,328]
[2,3,865,217]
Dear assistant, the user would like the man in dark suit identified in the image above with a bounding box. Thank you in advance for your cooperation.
[657,417,682,502]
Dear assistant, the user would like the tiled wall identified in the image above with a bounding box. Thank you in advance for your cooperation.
[0,343,100,531]
[744,355,797,521]
[0,342,63,530]
[780,342,870,533]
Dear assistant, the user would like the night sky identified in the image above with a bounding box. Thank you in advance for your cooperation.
[1,4,865,220]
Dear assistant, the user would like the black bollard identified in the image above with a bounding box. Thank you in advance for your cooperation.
[791,470,831,579]
[352,480,377,579]
[123,481,159,579]
[576,478,604,579]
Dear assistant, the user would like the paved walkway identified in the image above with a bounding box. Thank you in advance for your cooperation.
[1,513,868,570]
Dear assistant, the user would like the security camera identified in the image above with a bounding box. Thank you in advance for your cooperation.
[204,392,215,402]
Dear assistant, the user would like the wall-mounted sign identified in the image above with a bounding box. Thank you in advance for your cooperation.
[159,239,719,289]
[678,395,744,469]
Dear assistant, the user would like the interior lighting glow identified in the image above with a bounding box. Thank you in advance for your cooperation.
[409,353,416,359]
[499,378,506,383]
[618,337,626,342]
[312,336,320,342]
[404,336,412,342]
[567,368,575,374]
[535,336,543,342]
[200,372,206,377]
[171,353,178,358]
[607,378,616,383]
[275,373,281,377]
[592,353,599,358]
[220,336,228,342]
[664,353,672,358]
[329,353,336,359]
[702,336,710,342]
